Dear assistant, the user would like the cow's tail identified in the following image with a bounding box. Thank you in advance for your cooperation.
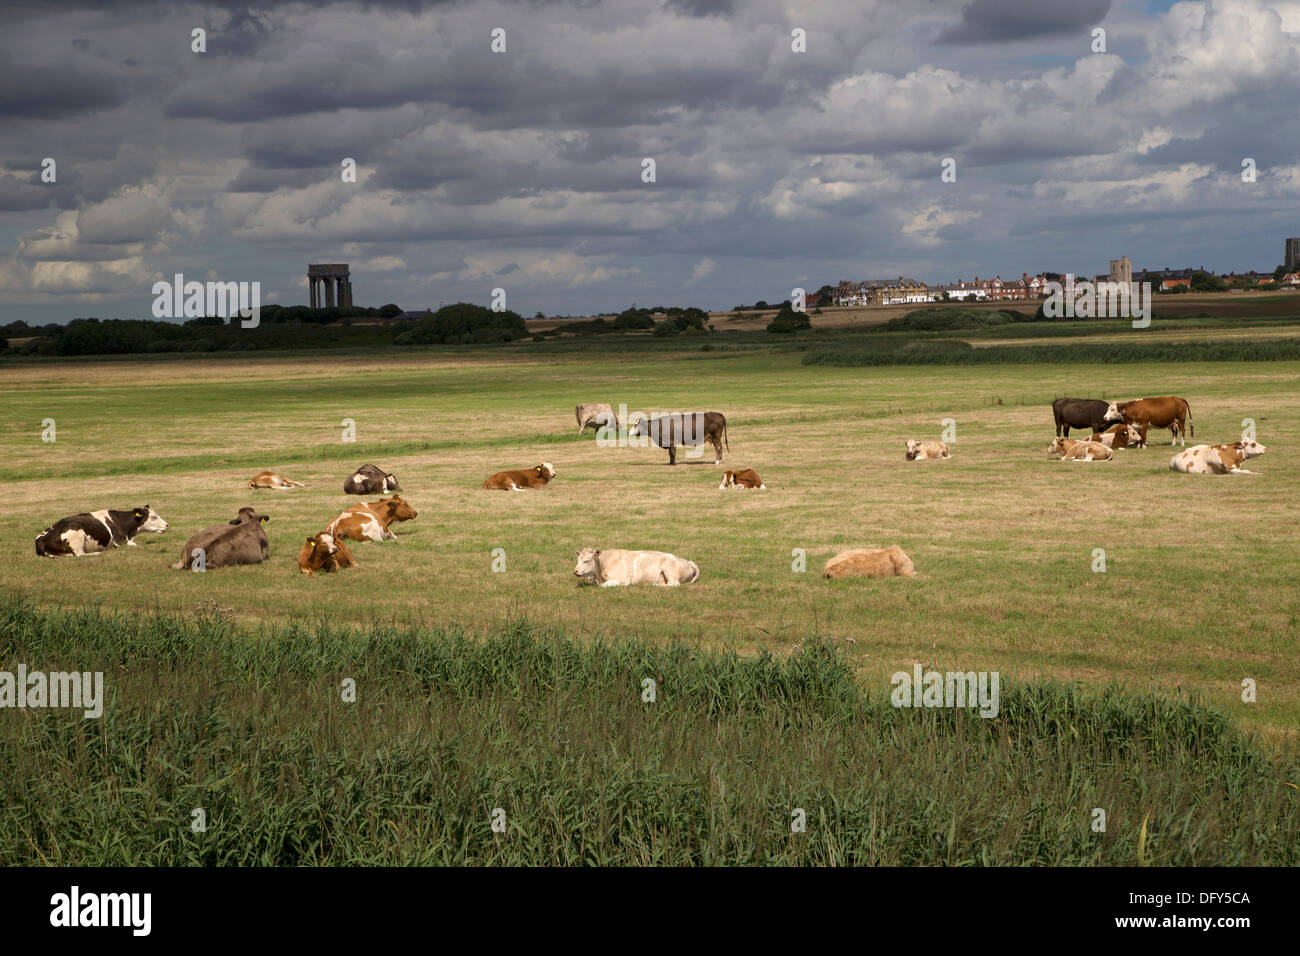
[685,562,700,584]
[1185,400,1193,438]
[171,556,186,570]
[723,419,729,452]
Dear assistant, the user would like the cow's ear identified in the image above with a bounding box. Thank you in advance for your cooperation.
[307,537,316,545]
[229,517,241,525]
[536,466,543,473]
[134,509,146,518]
[259,515,269,523]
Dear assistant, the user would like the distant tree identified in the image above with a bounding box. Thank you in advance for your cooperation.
[1274,264,1288,281]
[378,303,403,318]
[766,304,811,333]
[398,302,527,346]
[1190,271,1227,292]
[753,300,769,310]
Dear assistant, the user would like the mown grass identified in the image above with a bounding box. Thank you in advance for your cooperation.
[804,338,1300,366]
[1,599,1295,866]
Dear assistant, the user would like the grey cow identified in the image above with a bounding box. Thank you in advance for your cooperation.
[171,507,270,570]
[629,411,728,465]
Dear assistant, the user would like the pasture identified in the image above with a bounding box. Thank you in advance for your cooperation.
[2,346,1297,741]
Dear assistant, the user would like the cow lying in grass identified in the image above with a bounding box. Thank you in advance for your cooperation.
[719,469,765,489]
[573,547,699,586]
[172,507,269,569]
[35,506,169,557]
[298,533,357,575]
[1088,424,1143,449]
[483,463,556,490]
[248,471,307,490]
[344,464,402,495]
[905,439,950,460]
[1048,437,1113,461]
[823,545,915,579]
[1170,440,1267,474]
[326,496,418,542]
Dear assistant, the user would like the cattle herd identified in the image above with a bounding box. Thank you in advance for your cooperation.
[31,394,1267,588]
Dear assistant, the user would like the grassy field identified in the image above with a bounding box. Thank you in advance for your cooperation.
[2,346,1298,744]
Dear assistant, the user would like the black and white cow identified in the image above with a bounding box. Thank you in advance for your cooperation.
[34,506,169,557]
[343,464,402,495]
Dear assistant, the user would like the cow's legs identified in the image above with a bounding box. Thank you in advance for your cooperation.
[668,445,676,465]
[1139,422,1150,446]
[712,439,723,464]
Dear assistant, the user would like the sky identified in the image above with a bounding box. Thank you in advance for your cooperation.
[1,0,1298,324]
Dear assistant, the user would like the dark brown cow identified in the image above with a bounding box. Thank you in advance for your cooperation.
[1052,398,1122,437]
[171,507,270,570]
[629,411,728,465]
[1106,397,1193,446]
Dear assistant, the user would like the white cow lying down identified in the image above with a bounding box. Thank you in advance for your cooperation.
[573,547,700,587]
[1170,440,1267,474]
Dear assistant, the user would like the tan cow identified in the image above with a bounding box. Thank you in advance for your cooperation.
[575,403,619,433]
[1105,396,1193,446]
[1048,437,1113,461]
[483,462,556,491]
[905,439,951,460]
[823,546,915,579]
[1087,423,1143,449]
[719,469,765,489]
[297,533,357,575]
[572,547,699,587]
[1170,440,1267,474]
[326,495,418,542]
[248,471,307,490]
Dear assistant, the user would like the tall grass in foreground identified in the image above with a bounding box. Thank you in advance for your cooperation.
[1,599,1295,865]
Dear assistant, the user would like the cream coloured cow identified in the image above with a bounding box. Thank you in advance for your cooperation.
[1048,437,1113,461]
[573,547,699,587]
[905,439,950,460]
[1170,440,1266,474]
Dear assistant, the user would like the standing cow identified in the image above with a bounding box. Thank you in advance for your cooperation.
[575,403,619,433]
[1106,397,1193,446]
[1052,398,1122,437]
[629,411,728,465]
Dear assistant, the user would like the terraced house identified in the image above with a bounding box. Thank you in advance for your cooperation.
[833,276,932,306]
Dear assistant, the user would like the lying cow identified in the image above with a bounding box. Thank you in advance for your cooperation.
[343,464,403,495]
[326,495,418,542]
[172,507,269,570]
[297,533,357,575]
[1106,396,1193,446]
[575,402,619,433]
[1170,440,1267,474]
[629,411,728,465]
[482,463,556,491]
[35,506,169,557]
[248,471,307,490]
[573,547,700,587]
[1088,423,1144,449]
[1048,437,1113,461]
[823,545,915,579]
[1052,397,1122,438]
[905,439,951,460]
[719,469,765,489]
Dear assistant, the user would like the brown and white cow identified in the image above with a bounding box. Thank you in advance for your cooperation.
[343,464,403,495]
[1048,437,1113,461]
[1105,396,1193,446]
[823,545,916,579]
[719,469,765,489]
[297,533,357,575]
[172,507,270,569]
[326,495,418,542]
[1087,423,1144,449]
[482,462,556,490]
[1170,440,1267,474]
[248,471,307,490]
[905,439,950,460]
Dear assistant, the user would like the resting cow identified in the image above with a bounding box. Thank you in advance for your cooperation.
[905,439,951,460]
[326,495,418,542]
[1048,437,1113,461]
[629,411,728,465]
[823,546,915,579]
[35,506,169,557]
[719,469,765,489]
[248,471,307,490]
[1088,423,1143,449]
[1170,440,1266,474]
[575,403,619,433]
[1052,398,1122,437]
[297,533,357,575]
[1106,397,1193,446]
[172,507,270,569]
[343,464,403,495]
[573,547,700,587]
[482,463,556,491]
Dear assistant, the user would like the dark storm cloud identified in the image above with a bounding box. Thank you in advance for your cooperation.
[938,0,1110,44]
[0,57,126,118]
[664,0,735,17]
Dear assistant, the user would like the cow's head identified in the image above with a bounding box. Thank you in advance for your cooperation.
[719,471,736,489]
[384,473,402,492]
[1048,437,1072,457]
[628,417,646,438]
[573,547,601,583]
[1103,401,1128,424]
[231,507,270,525]
[905,439,921,460]
[536,462,556,480]
[134,506,169,534]
[1234,439,1268,459]
[381,496,419,521]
